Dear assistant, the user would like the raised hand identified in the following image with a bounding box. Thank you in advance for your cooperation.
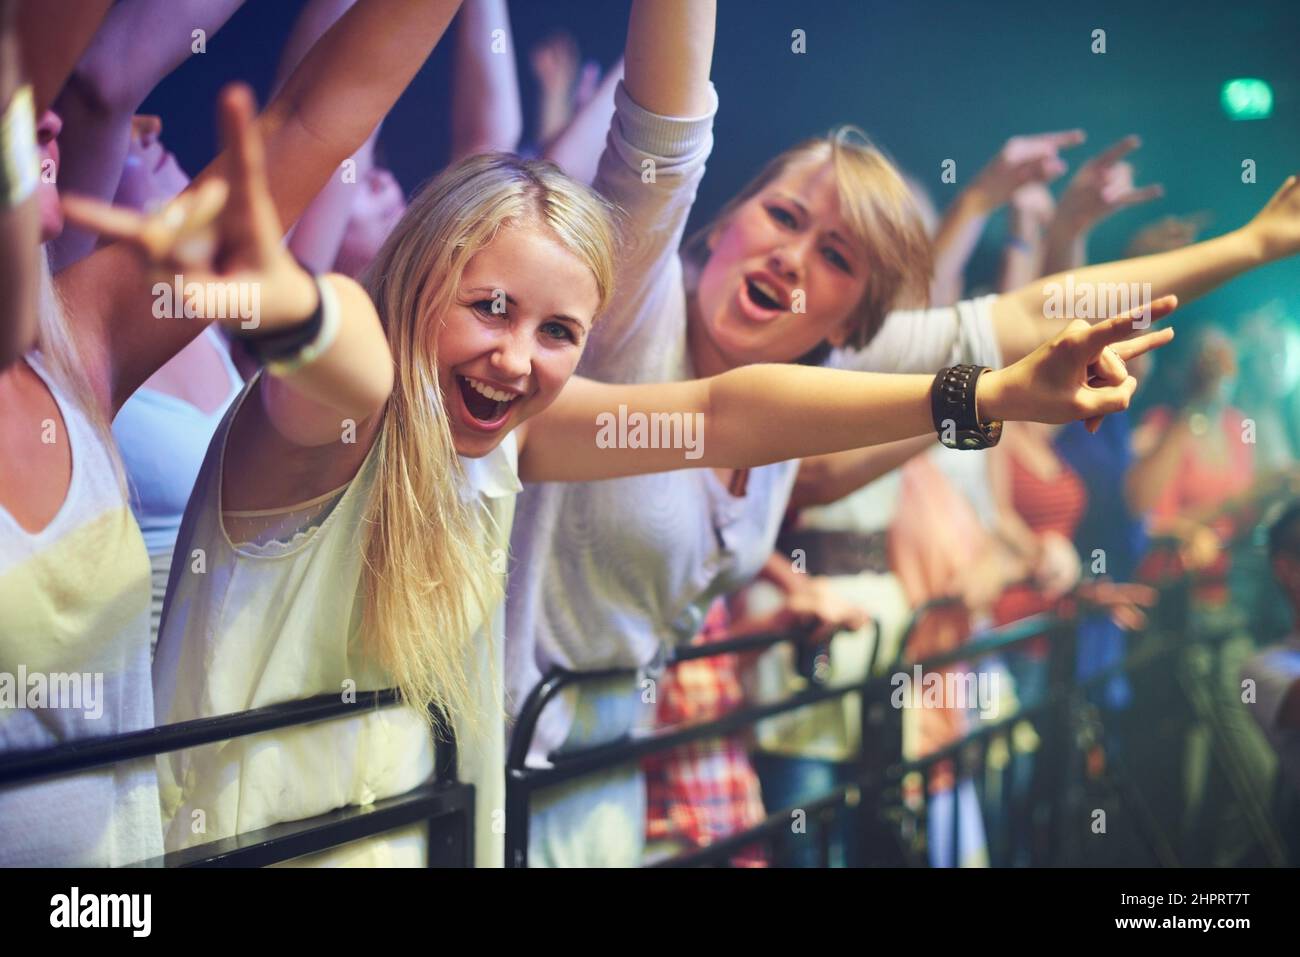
[969,129,1086,210]
[530,30,579,96]
[1052,135,1163,235]
[979,296,1178,428]
[1245,173,1300,261]
[62,84,317,335]
[1009,181,1056,231]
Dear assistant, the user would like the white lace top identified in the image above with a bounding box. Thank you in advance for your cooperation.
[153,376,520,866]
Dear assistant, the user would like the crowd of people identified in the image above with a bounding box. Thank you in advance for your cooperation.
[2,0,1299,868]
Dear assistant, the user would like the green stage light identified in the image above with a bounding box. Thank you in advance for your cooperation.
[1221,78,1273,120]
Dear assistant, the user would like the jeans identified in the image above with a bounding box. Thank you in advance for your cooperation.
[750,752,858,867]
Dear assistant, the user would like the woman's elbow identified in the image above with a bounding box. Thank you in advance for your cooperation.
[343,355,394,423]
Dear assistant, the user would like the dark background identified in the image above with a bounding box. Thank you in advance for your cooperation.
[142,0,1300,323]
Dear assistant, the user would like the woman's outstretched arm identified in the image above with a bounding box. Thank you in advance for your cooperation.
[542,57,622,186]
[449,0,522,161]
[50,0,247,270]
[991,174,1299,363]
[16,0,112,115]
[519,299,1177,483]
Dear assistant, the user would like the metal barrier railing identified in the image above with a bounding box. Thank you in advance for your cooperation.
[503,607,1111,868]
[505,622,887,868]
[0,690,474,867]
[504,548,1287,868]
[6,505,1290,868]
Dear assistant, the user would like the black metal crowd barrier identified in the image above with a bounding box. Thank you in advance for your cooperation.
[503,601,1121,867]
[6,512,1292,868]
[505,622,887,868]
[504,606,1092,868]
[0,691,474,867]
[505,531,1297,868]
[885,599,1186,867]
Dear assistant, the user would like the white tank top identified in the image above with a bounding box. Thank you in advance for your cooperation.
[0,354,160,866]
[153,377,520,866]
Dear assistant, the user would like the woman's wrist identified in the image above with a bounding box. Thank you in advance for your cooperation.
[959,180,1001,218]
[268,259,321,329]
[232,268,341,375]
[1045,210,1090,249]
[1232,221,1272,266]
[1006,213,1045,245]
[975,366,1008,423]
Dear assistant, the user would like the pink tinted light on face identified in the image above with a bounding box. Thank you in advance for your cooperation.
[693,157,869,373]
[335,167,409,277]
[36,110,63,241]
[114,130,191,212]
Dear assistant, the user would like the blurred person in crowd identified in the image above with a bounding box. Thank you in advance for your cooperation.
[1235,299,1300,473]
[1241,503,1300,862]
[1128,324,1294,863]
[1129,325,1256,601]
[642,598,771,867]
[1054,212,1210,728]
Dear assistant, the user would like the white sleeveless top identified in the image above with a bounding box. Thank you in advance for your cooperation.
[153,378,520,866]
[0,355,161,866]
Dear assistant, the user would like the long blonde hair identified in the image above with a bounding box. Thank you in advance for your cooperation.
[686,126,933,352]
[360,153,617,738]
[36,250,126,490]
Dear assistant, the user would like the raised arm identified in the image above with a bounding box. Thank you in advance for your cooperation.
[0,2,41,369]
[66,0,246,113]
[579,2,717,375]
[449,0,522,161]
[16,0,112,115]
[992,173,1299,363]
[997,183,1054,292]
[519,300,1177,483]
[932,130,1083,305]
[624,0,715,117]
[1040,135,1162,276]
[50,0,247,270]
[57,0,463,413]
[272,0,375,274]
[542,57,623,186]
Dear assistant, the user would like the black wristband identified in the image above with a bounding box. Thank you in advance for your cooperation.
[230,268,324,365]
[930,364,1003,450]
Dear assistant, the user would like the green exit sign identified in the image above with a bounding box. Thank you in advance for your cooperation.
[1221,78,1273,120]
